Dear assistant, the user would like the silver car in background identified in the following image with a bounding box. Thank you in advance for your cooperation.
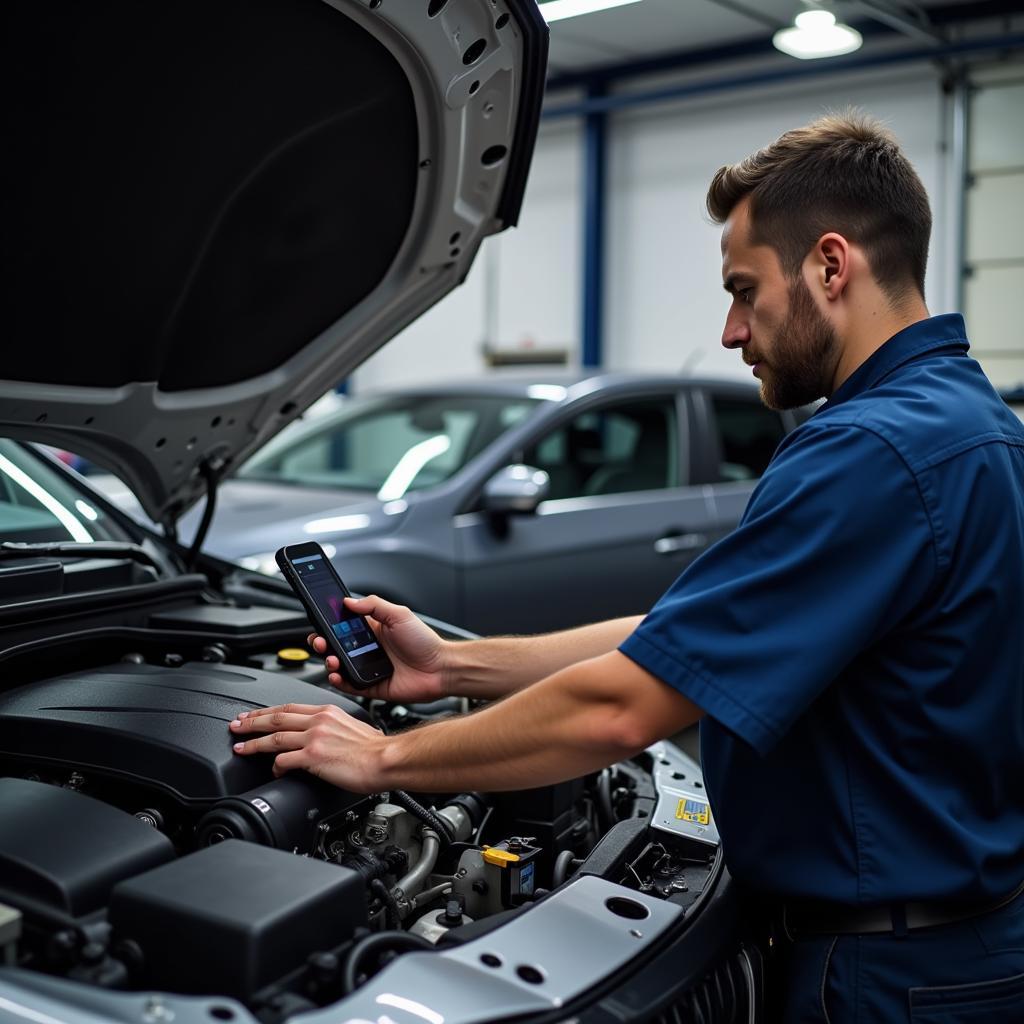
[189,373,808,634]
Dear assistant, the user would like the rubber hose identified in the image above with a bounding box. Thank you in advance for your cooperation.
[474,805,494,845]
[186,461,218,571]
[410,881,454,910]
[391,790,456,843]
[552,848,577,889]
[370,878,401,929]
[342,931,434,994]
[597,768,615,831]
[394,829,441,903]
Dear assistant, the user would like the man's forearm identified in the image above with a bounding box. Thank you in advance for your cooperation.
[230,649,704,794]
[379,648,698,793]
[443,615,644,701]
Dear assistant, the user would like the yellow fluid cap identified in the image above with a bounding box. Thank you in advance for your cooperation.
[482,846,520,867]
[277,648,311,667]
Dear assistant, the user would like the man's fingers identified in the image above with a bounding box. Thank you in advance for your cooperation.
[232,730,308,756]
[307,634,347,671]
[230,712,320,735]
[235,702,324,722]
[309,634,345,660]
[344,594,406,628]
[271,750,309,778]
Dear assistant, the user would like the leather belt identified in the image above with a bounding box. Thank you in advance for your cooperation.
[782,877,1024,937]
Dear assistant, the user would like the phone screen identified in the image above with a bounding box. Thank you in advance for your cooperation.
[290,553,381,665]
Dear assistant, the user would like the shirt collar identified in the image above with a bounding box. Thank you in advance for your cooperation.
[821,313,969,412]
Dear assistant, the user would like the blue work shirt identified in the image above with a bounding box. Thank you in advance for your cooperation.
[620,314,1024,905]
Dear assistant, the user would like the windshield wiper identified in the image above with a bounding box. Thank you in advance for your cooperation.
[0,541,165,576]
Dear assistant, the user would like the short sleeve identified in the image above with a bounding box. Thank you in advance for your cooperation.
[619,422,937,754]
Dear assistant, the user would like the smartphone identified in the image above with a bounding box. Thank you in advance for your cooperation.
[275,542,394,688]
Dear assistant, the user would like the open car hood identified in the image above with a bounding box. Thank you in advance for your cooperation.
[0,0,547,526]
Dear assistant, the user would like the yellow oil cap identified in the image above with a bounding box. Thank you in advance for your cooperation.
[277,648,311,667]
[482,846,521,867]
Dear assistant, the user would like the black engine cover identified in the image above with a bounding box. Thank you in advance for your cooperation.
[109,840,367,1000]
[0,777,175,917]
[0,661,368,800]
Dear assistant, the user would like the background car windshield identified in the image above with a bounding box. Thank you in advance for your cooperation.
[238,394,541,496]
[0,441,122,544]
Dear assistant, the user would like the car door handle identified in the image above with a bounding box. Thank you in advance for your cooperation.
[654,532,708,555]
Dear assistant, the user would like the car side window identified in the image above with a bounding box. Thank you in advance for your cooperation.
[521,399,678,500]
[708,396,786,481]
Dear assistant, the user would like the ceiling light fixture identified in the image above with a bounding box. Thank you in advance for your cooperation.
[540,0,645,24]
[773,8,863,59]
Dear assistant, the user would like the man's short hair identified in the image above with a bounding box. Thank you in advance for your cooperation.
[706,112,931,302]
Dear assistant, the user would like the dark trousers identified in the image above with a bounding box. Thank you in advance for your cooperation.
[776,889,1024,1022]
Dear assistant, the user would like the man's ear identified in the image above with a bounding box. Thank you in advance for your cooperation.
[810,232,851,300]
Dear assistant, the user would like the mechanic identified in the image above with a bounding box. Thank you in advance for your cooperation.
[231,114,1024,1022]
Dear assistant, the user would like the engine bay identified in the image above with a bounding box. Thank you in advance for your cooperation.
[0,585,725,1023]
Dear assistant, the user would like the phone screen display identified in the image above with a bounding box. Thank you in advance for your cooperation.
[290,553,381,664]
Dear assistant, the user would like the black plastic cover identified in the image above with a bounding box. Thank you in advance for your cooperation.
[0,778,174,916]
[147,603,309,635]
[0,662,369,800]
[109,839,366,999]
[0,560,62,602]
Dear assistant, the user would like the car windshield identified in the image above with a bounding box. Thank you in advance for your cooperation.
[237,393,542,496]
[0,441,123,544]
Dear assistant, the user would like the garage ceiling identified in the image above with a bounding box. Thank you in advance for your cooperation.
[541,0,1024,78]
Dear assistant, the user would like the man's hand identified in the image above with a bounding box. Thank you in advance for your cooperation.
[230,702,387,792]
[230,652,703,794]
[310,594,450,703]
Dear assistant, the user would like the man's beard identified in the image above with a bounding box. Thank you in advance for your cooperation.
[755,278,838,410]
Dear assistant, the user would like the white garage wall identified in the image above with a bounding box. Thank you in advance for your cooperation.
[604,66,949,379]
[355,60,972,392]
[964,69,1024,390]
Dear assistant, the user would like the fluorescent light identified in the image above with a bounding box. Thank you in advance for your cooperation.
[773,9,863,59]
[376,435,451,501]
[541,0,644,24]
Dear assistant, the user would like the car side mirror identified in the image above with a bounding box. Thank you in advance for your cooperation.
[482,464,550,515]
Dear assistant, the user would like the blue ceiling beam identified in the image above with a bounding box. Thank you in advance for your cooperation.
[544,0,1023,93]
[542,34,1024,120]
[581,82,608,370]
